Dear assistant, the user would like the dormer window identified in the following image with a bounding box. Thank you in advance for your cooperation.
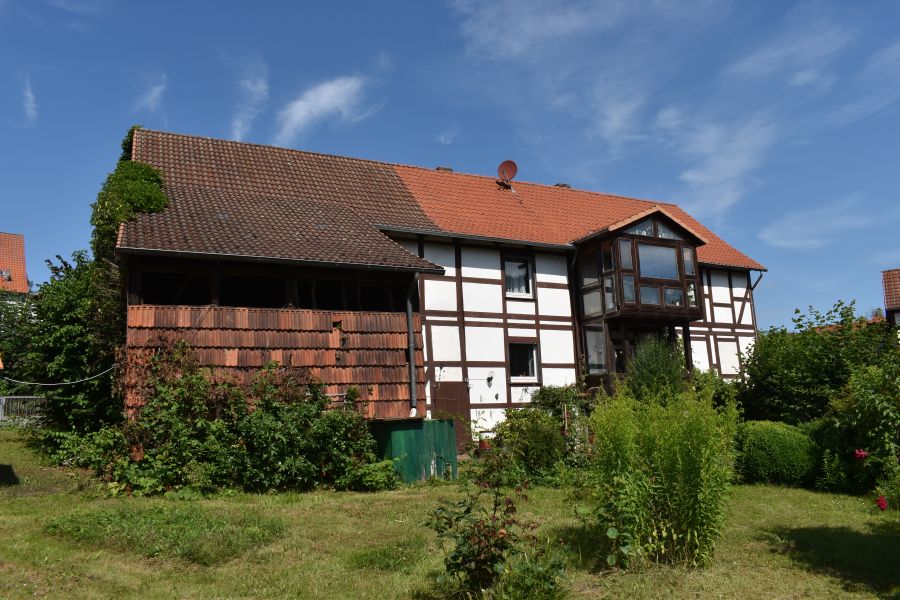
[625,218,684,241]
[625,219,654,237]
[637,244,678,279]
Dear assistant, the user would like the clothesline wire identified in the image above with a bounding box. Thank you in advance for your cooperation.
[1,365,116,387]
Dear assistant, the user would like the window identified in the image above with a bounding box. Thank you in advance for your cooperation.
[602,245,614,272]
[504,259,532,297]
[686,282,698,307]
[682,247,695,276]
[625,219,654,237]
[657,222,683,240]
[509,343,537,380]
[582,289,603,316]
[640,285,660,305]
[618,239,633,270]
[622,275,635,303]
[580,251,599,287]
[584,326,606,373]
[664,288,683,306]
[603,276,616,312]
[638,244,678,279]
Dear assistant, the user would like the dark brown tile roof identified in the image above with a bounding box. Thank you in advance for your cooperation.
[883,268,900,310]
[124,129,764,271]
[0,232,28,294]
[119,184,442,273]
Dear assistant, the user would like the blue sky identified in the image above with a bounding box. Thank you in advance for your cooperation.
[2,0,899,328]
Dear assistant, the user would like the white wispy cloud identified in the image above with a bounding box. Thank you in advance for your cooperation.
[274,75,373,146]
[230,57,269,141]
[831,39,900,124]
[134,73,167,113]
[22,77,38,124]
[726,5,855,88]
[45,0,108,14]
[758,195,878,250]
[436,125,460,144]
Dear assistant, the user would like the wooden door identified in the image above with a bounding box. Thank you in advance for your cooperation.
[431,381,471,451]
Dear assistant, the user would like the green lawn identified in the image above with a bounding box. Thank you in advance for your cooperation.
[1,428,897,599]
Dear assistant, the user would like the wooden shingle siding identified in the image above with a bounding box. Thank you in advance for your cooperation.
[125,305,425,419]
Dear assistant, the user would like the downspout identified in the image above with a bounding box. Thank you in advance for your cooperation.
[406,272,420,417]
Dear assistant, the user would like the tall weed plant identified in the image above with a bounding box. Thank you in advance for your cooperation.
[576,390,737,568]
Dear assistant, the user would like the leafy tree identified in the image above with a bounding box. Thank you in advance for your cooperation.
[15,252,120,430]
[739,300,899,424]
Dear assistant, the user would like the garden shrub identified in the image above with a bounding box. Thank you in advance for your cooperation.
[428,450,567,598]
[739,301,899,424]
[810,364,900,493]
[624,336,687,403]
[575,390,737,568]
[737,421,816,486]
[46,341,394,494]
[493,407,565,481]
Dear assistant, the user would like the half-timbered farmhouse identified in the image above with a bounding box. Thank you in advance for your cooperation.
[119,129,765,432]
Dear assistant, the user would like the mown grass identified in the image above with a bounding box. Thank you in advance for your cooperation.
[45,502,284,565]
[1,428,898,599]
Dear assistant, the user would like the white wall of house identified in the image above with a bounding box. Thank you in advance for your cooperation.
[688,267,757,378]
[414,240,578,434]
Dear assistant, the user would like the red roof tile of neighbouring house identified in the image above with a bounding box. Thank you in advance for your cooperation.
[883,268,900,310]
[0,232,28,294]
[124,129,765,272]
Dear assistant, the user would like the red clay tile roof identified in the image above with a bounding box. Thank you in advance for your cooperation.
[0,232,28,294]
[125,129,764,271]
[119,185,442,273]
[883,268,900,310]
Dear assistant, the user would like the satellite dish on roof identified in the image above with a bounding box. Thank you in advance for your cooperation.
[497,160,518,182]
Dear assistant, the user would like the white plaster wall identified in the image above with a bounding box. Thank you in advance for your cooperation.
[539,329,575,364]
[430,325,461,362]
[732,272,747,296]
[738,335,755,357]
[535,254,568,284]
[542,368,576,386]
[510,386,538,403]
[471,408,506,433]
[507,301,536,315]
[465,326,505,362]
[691,339,711,372]
[537,287,571,317]
[462,282,503,313]
[423,243,456,276]
[740,305,754,326]
[461,247,501,279]
[468,367,507,404]
[717,340,741,374]
[433,365,463,382]
[508,327,537,338]
[424,280,457,312]
[710,271,731,304]
[713,305,733,324]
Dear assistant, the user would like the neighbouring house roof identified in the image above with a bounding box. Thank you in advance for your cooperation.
[0,232,28,294]
[124,129,765,271]
[884,268,900,311]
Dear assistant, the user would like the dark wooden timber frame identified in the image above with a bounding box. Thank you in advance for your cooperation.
[574,214,705,386]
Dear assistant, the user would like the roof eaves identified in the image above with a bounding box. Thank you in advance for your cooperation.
[116,246,445,274]
[378,225,573,251]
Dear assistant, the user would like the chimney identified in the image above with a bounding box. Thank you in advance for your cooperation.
[554,182,571,189]
[436,166,453,172]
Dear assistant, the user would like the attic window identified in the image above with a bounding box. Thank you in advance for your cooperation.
[657,222,683,241]
[625,220,654,237]
[0,270,10,281]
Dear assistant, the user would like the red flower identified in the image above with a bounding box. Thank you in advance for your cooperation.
[876,495,888,511]
[855,449,869,460]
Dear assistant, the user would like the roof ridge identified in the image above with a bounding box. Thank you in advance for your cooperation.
[136,128,678,207]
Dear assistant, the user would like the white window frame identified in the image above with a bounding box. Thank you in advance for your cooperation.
[508,342,539,383]
[503,258,533,299]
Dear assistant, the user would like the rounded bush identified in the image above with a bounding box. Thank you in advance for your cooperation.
[738,420,817,486]
[494,407,565,477]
